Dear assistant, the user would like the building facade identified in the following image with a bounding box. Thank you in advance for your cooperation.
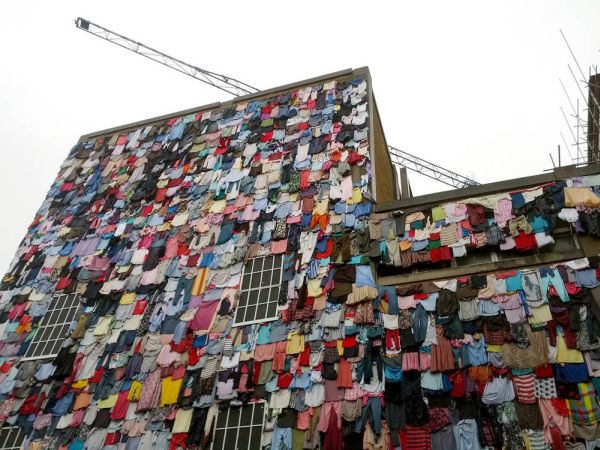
[2,68,600,450]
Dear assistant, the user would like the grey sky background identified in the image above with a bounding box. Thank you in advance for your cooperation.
[1,1,599,273]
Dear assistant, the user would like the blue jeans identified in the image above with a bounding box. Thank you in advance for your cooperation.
[355,396,382,434]
[271,426,292,450]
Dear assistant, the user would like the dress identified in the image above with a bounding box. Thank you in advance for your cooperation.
[430,326,455,372]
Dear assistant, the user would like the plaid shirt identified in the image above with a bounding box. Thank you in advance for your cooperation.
[567,382,600,425]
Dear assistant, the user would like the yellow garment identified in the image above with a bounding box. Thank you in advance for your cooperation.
[528,304,552,324]
[564,187,600,208]
[522,431,532,450]
[286,331,305,355]
[337,339,344,356]
[347,188,363,205]
[209,199,226,213]
[307,278,323,297]
[92,316,113,336]
[192,267,209,296]
[172,408,194,433]
[431,205,446,222]
[313,199,329,215]
[97,394,118,409]
[120,292,136,305]
[399,240,412,252]
[160,376,184,406]
[486,344,502,353]
[71,379,88,390]
[556,334,584,363]
[128,380,142,401]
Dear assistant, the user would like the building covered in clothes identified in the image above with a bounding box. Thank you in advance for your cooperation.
[2,67,600,450]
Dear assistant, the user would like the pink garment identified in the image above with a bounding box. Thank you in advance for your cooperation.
[254,343,276,362]
[538,399,571,444]
[494,198,514,226]
[340,176,353,201]
[270,239,288,254]
[403,352,420,371]
[156,345,179,367]
[188,300,220,331]
[397,296,418,310]
[137,369,162,412]
[317,401,342,433]
[163,237,179,259]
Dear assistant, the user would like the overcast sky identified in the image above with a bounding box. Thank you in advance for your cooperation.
[1,1,599,272]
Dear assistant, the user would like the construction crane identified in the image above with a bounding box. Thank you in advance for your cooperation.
[75,17,479,189]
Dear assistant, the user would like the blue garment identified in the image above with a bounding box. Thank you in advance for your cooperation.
[376,286,399,314]
[354,202,372,217]
[68,439,85,450]
[531,215,549,233]
[355,396,382,434]
[172,277,193,309]
[575,268,600,288]
[412,239,428,252]
[290,373,311,389]
[256,324,271,345]
[554,362,589,383]
[52,391,75,416]
[511,192,526,209]
[168,122,186,140]
[355,265,376,288]
[271,426,292,450]
[505,273,523,292]
[465,338,488,366]
[539,267,569,302]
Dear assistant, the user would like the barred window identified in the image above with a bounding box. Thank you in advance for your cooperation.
[0,426,25,450]
[234,255,282,326]
[213,403,265,450]
[23,293,81,360]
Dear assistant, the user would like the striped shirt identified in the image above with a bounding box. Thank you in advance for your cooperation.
[512,373,536,403]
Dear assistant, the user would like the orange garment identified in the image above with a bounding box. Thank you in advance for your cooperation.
[337,357,353,388]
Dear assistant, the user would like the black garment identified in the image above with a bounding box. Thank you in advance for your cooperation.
[402,370,429,426]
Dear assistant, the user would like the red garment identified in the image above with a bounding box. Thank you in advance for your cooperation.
[549,424,567,450]
[337,358,353,388]
[260,131,273,142]
[514,232,537,251]
[132,300,148,315]
[298,345,311,366]
[449,370,466,398]
[550,399,570,416]
[171,337,191,354]
[277,372,293,389]
[323,409,343,450]
[315,240,333,259]
[251,361,262,386]
[385,329,400,353]
[110,391,130,420]
[18,392,46,415]
[535,364,554,378]
[104,432,121,446]
[440,246,452,261]
[495,271,518,279]
[405,425,431,450]
[169,433,188,450]
[342,336,357,348]
[430,248,442,263]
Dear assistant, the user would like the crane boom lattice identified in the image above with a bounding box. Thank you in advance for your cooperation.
[75,17,479,189]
